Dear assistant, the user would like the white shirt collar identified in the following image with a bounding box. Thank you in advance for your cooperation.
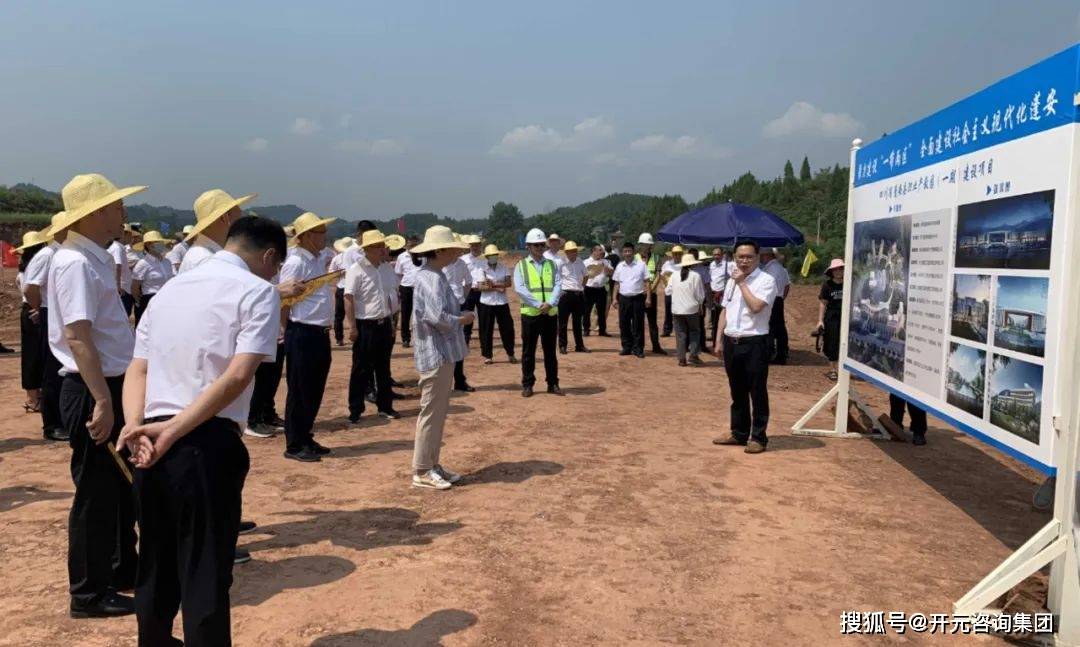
[297,246,315,261]
[195,235,223,252]
[212,250,250,272]
[66,230,113,264]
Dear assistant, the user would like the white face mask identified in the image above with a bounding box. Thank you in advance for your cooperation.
[487,258,498,266]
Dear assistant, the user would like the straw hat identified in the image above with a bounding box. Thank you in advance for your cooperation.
[43,211,66,241]
[679,252,700,268]
[360,230,387,247]
[410,225,469,254]
[824,258,845,275]
[134,230,168,252]
[333,237,354,253]
[464,234,483,245]
[697,250,709,261]
[14,230,48,253]
[671,244,685,255]
[385,234,406,251]
[292,212,336,237]
[563,240,580,252]
[452,233,464,243]
[185,189,256,242]
[53,174,148,234]
[548,233,562,241]
[482,244,505,257]
[182,224,195,236]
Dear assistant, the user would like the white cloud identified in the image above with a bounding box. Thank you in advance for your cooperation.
[590,152,629,167]
[490,116,614,156]
[629,134,730,160]
[339,114,353,128]
[291,117,322,135]
[762,101,863,139]
[244,137,269,153]
[334,138,405,156]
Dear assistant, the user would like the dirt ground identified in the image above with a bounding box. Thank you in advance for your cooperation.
[0,277,1051,646]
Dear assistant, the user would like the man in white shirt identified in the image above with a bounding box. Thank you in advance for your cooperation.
[328,237,352,346]
[582,245,613,337]
[108,228,135,317]
[163,226,193,272]
[344,230,401,422]
[473,244,516,364]
[713,240,777,454]
[708,247,732,345]
[178,189,255,274]
[279,212,337,462]
[460,235,484,345]
[394,233,422,348]
[660,247,682,337]
[543,233,563,265]
[636,233,666,354]
[23,217,67,441]
[443,247,475,392]
[761,247,791,365]
[49,173,145,618]
[611,242,649,357]
[118,215,283,646]
[556,241,589,354]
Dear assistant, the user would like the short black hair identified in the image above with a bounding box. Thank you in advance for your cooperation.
[621,242,635,251]
[733,239,759,254]
[226,215,287,259]
[356,220,377,234]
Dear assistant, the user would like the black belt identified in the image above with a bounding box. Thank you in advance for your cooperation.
[724,334,768,345]
[288,321,330,332]
[145,415,240,435]
[356,317,392,326]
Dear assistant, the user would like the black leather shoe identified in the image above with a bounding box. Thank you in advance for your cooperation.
[70,592,136,618]
[45,427,70,442]
[547,385,564,396]
[266,414,286,429]
[508,356,518,364]
[284,448,322,462]
[309,441,331,455]
[575,347,590,353]
[402,341,411,349]
[454,383,476,393]
[0,344,14,354]
[634,351,646,358]
[619,350,632,356]
[651,348,668,355]
[378,409,401,420]
[238,520,257,534]
[348,412,363,424]
[559,347,568,354]
[390,391,405,400]
[390,378,404,388]
[912,433,927,446]
[522,386,534,398]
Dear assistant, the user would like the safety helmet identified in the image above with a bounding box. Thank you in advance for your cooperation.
[525,228,547,244]
[638,233,654,245]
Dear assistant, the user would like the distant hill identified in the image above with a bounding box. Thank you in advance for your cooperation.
[526,192,658,246]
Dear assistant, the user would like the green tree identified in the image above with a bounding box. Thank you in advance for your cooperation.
[487,201,525,250]
[783,160,796,184]
[799,156,812,181]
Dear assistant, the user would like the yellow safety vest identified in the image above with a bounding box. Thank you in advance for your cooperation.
[635,253,658,292]
[518,258,558,316]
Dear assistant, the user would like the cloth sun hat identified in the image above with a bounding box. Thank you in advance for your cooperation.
[409,225,469,254]
[525,228,546,244]
[186,189,256,242]
[563,240,579,252]
[15,229,48,253]
[133,230,168,252]
[638,233,654,245]
[292,212,337,237]
[679,252,701,268]
[53,173,148,234]
[482,243,504,257]
[333,237,353,253]
[360,230,387,247]
[825,258,845,275]
[384,234,406,251]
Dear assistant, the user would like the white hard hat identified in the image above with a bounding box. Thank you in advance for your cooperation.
[525,228,547,244]
[637,233,654,245]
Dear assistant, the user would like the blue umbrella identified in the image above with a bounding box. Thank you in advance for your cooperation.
[656,201,805,248]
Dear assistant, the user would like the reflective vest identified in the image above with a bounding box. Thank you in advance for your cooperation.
[518,258,558,316]
[635,253,658,292]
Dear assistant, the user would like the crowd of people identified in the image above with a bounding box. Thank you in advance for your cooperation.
[9,171,907,646]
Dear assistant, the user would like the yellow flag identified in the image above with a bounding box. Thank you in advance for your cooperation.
[801,248,819,278]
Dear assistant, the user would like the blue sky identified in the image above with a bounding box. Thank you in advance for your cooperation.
[996,276,1049,313]
[949,343,985,382]
[2,1,1078,219]
[992,356,1043,397]
[954,274,990,301]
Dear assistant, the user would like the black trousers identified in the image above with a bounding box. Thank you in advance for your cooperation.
[557,290,586,351]
[333,287,346,345]
[478,303,515,359]
[768,296,789,363]
[60,374,137,606]
[663,294,673,335]
[710,305,723,344]
[698,311,708,350]
[134,292,155,326]
[248,342,284,425]
[645,292,661,350]
[618,293,646,354]
[399,286,414,344]
[39,307,63,434]
[889,394,928,434]
[520,314,558,388]
[722,335,770,445]
[135,417,248,647]
[20,303,43,390]
[348,318,393,417]
[284,322,331,453]
[462,290,480,347]
[121,291,135,317]
[583,286,608,335]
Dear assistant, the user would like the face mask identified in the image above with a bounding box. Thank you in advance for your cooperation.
[487,258,498,267]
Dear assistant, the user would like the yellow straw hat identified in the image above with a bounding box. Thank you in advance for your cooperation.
[53,174,147,234]
[360,230,387,247]
[333,237,353,253]
[410,225,469,254]
[563,240,580,252]
[384,234,406,251]
[186,189,257,242]
[43,211,66,241]
[464,234,483,245]
[182,224,195,236]
[671,244,685,255]
[697,250,709,261]
[133,230,168,252]
[482,244,505,257]
[292,212,337,237]
[14,230,48,253]
[284,225,297,248]
[679,252,701,268]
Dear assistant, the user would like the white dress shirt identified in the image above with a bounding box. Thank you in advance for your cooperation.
[319,247,334,271]
[22,243,56,304]
[669,269,706,315]
[380,263,401,313]
[395,251,422,287]
[709,260,731,292]
[16,272,26,303]
[135,250,280,425]
[559,257,586,292]
[108,240,133,292]
[280,246,334,326]
[165,240,188,268]
[474,262,510,306]
[611,258,648,296]
[542,249,563,268]
[661,259,677,295]
[763,258,790,301]
[132,255,175,294]
[721,268,777,338]
[442,257,472,304]
[48,231,135,377]
[178,236,223,274]
[344,254,394,320]
[583,257,612,288]
[329,251,348,289]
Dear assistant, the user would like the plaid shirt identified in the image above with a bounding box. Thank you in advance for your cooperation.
[411,266,468,373]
